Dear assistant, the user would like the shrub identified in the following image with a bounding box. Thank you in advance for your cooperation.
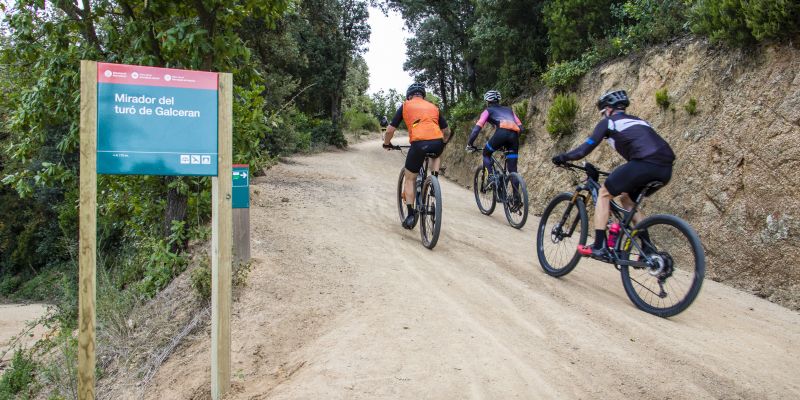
[512,100,529,124]
[513,100,530,144]
[190,260,211,302]
[136,239,189,298]
[0,350,40,398]
[311,119,347,148]
[542,50,601,89]
[742,0,800,41]
[684,97,698,116]
[343,109,380,132]
[688,0,800,44]
[546,93,579,140]
[543,0,617,62]
[655,88,670,110]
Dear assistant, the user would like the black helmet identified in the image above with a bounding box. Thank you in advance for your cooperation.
[484,90,501,103]
[597,90,630,110]
[406,83,426,99]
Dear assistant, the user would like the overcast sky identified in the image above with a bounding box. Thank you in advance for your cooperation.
[364,6,413,95]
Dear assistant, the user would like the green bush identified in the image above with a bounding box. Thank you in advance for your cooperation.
[546,93,579,140]
[688,0,800,44]
[542,50,600,89]
[0,350,39,399]
[655,88,671,110]
[446,98,486,135]
[190,261,211,302]
[512,100,529,124]
[684,97,698,116]
[343,109,380,132]
[513,100,530,144]
[136,239,189,298]
[742,0,800,41]
[611,0,687,50]
[543,0,617,62]
[310,119,347,148]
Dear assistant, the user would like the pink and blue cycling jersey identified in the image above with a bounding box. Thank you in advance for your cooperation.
[468,105,523,145]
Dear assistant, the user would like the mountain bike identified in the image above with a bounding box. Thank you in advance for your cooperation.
[471,148,529,229]
[389,145,443,249]
[536,161,705,317]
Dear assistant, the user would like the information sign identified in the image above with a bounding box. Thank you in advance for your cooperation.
[96,62,219,176]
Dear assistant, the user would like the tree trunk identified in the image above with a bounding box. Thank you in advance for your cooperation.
[164,177,189,252]
[438,65,448,112]
[466,57,478,98]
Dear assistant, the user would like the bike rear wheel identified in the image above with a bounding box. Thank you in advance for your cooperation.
[536,192,588,276]
[473,165,496,215]
[503,172,529,229]
[420,176,443,249]
[396,168,418,228]
[620,214,705,318]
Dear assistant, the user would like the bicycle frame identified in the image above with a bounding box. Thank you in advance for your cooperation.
[564,163,655,270]
[393,145,433,215]
[478,150,514,203]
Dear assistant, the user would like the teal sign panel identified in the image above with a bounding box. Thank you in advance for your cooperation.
[96,62,219,176]
[232,165,250,209]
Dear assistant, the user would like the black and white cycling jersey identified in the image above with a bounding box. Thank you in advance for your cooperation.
[563,113,675,166]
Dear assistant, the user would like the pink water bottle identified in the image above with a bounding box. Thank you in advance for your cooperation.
[607,222,620,248]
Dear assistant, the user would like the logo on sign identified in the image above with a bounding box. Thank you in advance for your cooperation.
[201,155,211,165]
[180,155,190,164]
[190,155,201,164]
[131,72,139,80]
[164,74,172,82]
[104,70,112,78]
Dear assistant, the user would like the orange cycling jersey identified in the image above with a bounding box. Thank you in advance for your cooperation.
[402,97,444,142]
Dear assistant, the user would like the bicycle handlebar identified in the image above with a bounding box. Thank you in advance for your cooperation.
[468,147,515,155]
[558,161,609,176]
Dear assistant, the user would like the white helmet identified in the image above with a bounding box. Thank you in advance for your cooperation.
[484,90,501,103]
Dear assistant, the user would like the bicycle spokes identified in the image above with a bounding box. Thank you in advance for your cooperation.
[622,221,703,314]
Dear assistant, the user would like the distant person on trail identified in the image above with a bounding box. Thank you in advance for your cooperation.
[379,115,389,130]
[551,89,675,261]
[383,82,451,229]
[465,90,524,179]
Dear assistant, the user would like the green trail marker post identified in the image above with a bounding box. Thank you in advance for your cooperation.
[232,165,251,264]
[80,61,233,400]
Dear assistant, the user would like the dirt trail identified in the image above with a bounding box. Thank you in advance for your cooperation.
[144,137,800,399]
[0,303,48,366]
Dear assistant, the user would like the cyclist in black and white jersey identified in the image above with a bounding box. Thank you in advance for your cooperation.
[552,90,675,260]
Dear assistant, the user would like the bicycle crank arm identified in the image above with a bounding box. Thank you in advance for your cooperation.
[613,258,650,268]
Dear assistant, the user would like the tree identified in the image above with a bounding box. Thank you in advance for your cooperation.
[386,0,478,99]
[543,0,620,62]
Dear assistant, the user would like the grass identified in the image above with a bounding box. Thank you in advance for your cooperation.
[655,88,670,110]
[684,97,698,115]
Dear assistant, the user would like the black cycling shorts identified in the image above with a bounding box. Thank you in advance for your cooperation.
[405,139,445,173]
[483,128,519,156]
[604,160,672,199]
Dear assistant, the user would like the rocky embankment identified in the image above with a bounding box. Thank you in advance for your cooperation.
[441,37,800,310]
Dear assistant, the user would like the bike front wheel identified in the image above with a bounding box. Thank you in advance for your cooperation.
[396,168,418,228]
[536,192,588,277]
[620,214,705,317]
[420,176,443,249]
[473,165,496,215]
[503,172,529,229]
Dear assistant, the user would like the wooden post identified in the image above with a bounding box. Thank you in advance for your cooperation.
[211,72,233,399]
[233,208,250,264]
[78,60,97,400]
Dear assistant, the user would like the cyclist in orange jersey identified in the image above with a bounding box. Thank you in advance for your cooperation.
[383,83,451,229]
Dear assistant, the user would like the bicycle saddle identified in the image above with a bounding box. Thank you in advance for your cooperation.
[642,181,665,197]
